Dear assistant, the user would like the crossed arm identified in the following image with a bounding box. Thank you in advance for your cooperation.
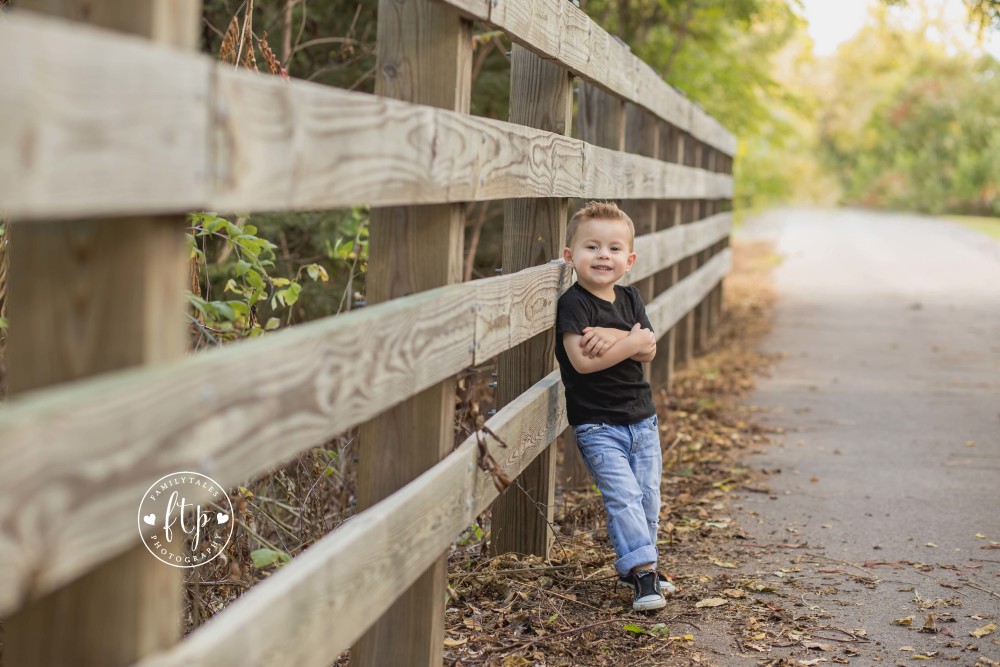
[562,323,657,374]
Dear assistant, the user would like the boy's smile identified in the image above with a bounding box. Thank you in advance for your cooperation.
[563,218,636,300]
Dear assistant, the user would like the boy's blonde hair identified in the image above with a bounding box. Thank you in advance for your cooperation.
[567,201,636,249]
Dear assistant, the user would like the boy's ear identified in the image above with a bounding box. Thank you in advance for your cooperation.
[625,250,637,271]
[562,247,573,264]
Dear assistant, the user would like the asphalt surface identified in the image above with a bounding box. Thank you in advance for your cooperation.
[704,208,1000,665]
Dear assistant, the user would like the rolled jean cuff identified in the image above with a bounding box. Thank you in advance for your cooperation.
[615,544,658,576]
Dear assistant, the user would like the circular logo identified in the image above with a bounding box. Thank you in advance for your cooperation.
[137,471,234,568]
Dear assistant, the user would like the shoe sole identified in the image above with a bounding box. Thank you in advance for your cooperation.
[633,596,667,611]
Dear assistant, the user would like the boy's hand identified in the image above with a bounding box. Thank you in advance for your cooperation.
[627,322,656,356]
[580,326,626,358]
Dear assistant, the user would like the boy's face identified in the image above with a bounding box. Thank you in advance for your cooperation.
[563,218,636,293]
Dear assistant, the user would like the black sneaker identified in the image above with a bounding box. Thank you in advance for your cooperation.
[632,570,666,611]
[618,570,677,596]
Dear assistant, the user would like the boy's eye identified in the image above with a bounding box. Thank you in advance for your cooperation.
[611,246,622,252]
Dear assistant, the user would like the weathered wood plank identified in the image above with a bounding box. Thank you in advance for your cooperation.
[490,44,574,559]
[0,11,210,219]
[646,249,731,337]
[0,284,475,617]
[624,212,731,285]
[438,0,736,154]
[2,3,199,665]
[0,12,731,220]
[134,372,566,667]
[473,262,572,362]
[352,1,472,663]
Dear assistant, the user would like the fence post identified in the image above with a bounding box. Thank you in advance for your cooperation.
[491,44,574,555]
[650,123,679,392]
[2,3,199,665]
[673,133,696,369]
[624,103,659,379]
[352,1,471,665]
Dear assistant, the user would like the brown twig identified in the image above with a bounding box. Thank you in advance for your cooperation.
[482,617,632,654]
[964,581,1000,600]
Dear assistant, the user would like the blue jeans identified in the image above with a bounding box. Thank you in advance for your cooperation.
[573,414,662,576]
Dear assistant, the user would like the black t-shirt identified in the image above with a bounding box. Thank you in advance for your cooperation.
[555,283,656,426]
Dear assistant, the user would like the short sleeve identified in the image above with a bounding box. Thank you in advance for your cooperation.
[631,287,653,332]
[557,288,595,335]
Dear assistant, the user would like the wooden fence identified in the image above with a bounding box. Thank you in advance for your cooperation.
[0,1,734,665]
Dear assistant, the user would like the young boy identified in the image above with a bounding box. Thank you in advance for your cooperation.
[554,201,675,611]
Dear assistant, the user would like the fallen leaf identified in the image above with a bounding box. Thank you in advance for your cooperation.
[802,640,835,651]
[695,597,728,608]
[971,622,997,638]
[797,659,827,666]
[810,476,820,483]
[976,533,986,539]
[443,637,468,647]
[723,588,747,598]
[919,617,938,636]
[648,622,669,637]
[899,646,915,651]
[623,623,646,634]
[912,652,938,659]
[894,616,914,626]
[926,542,939,548]
[711,558,739,569]
[964,441,976,447]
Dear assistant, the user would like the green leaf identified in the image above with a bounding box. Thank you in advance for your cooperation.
[244,269,264,289]
[224,279,240,294]
[206,217,227,233]
[264,317,281,330]
[227,300,249,317]
[623,623,646,635]
[235,260,252,277]
[210,301,236,322]
[648,623,669,637]
[286,282,301,305]
[270,277,291,287]
[250,548,291,569]
[306,263,329,282]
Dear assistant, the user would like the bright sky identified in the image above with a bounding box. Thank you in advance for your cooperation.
[799,0,1000,58]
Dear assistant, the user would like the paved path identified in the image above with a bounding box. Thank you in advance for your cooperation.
[709,209,1000,664]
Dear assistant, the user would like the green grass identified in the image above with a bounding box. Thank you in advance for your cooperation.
[944,214,1000,242]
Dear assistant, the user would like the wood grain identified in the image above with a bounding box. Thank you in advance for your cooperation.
[491,44,574,559]
[646,249,732,337]
[0,12,731,220]
[2,2,198,665]
[0,11,210,219]
[134,372,566,667]
[624,212,732,285]
[352,2,472,663]
[0,284,475,617]
[439,0,736,154]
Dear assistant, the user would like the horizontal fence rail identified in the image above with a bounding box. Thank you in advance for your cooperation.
[136,371,567,667]
[0,13,731,221]
[440,0,736,155]
[0,215,729,616]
